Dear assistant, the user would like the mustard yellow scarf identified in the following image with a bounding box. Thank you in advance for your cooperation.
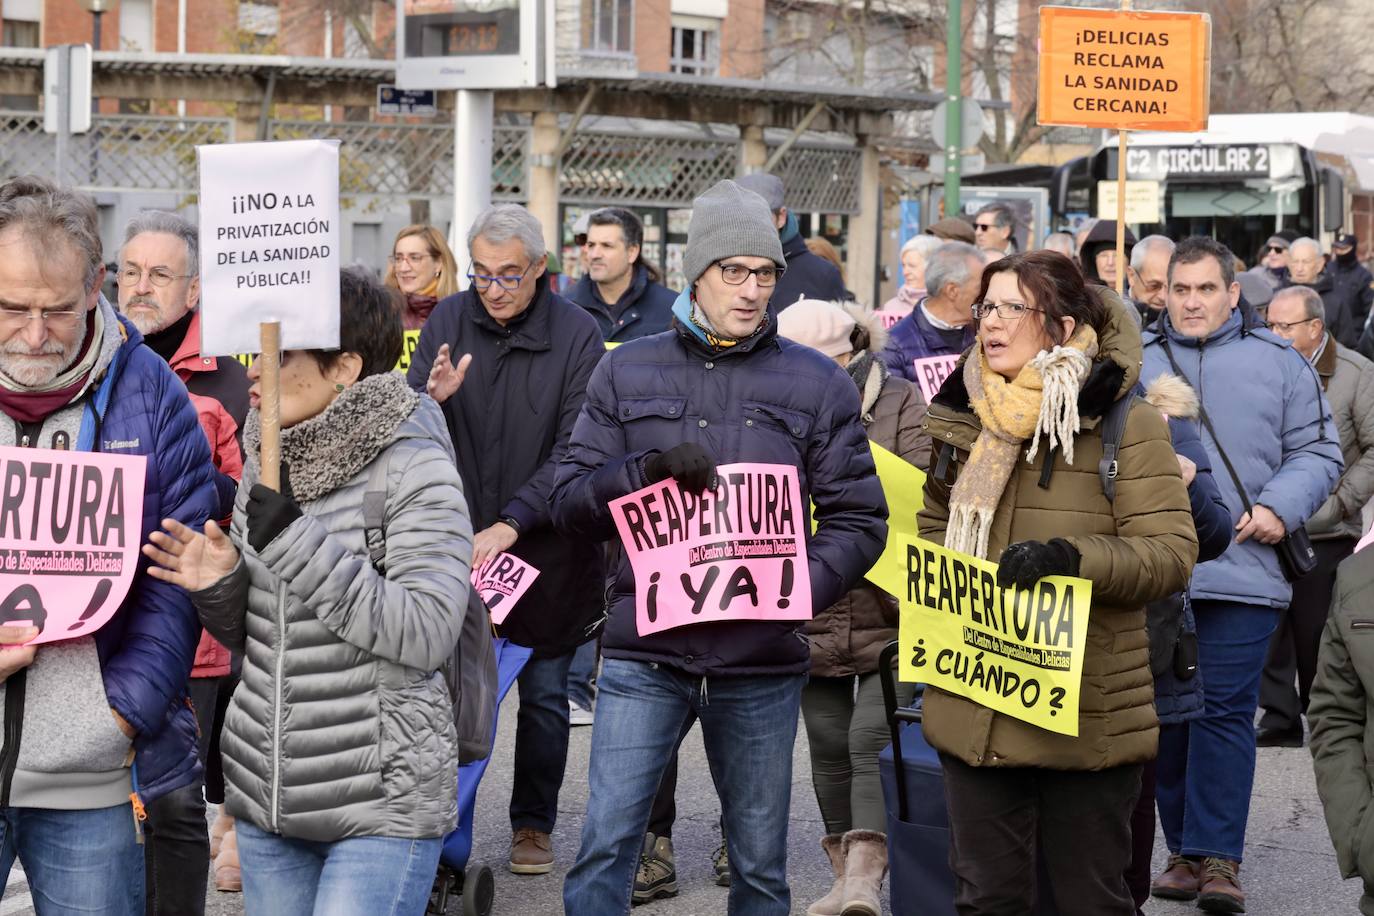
[945,325,1100,559]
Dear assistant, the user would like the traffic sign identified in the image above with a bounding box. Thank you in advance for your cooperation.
[44,45,92,136]
[377,85,437,116]
[931,99,984,150]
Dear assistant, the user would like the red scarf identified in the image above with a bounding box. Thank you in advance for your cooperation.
[403,293,438,331]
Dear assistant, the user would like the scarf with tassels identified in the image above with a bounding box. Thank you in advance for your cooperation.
[945,325,1099,559]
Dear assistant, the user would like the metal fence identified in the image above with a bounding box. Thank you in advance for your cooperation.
[0,112,862,214]
[269,120,527,202]
[0,111,231,194]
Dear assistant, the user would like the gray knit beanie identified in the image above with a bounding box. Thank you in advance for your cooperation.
[684,180,786,285]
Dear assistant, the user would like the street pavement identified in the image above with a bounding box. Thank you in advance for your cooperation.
[0,693,1355,914]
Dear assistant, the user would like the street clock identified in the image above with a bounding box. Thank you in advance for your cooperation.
[395,0,554,90]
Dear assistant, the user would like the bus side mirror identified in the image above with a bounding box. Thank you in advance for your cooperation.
[1321,166,1345,233]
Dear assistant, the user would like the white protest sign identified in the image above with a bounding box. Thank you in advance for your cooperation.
[196,139,342,357]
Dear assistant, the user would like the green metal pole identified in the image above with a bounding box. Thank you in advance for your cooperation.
[943,0,962,217]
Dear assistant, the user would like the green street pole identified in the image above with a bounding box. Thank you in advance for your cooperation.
[944,0,962,217]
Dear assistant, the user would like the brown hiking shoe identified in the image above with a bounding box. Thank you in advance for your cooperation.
[1198,858,1245,913]
[1151,855,1201,900]
[509,828,554,875]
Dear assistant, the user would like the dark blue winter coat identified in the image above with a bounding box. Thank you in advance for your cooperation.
[880,301,976,384]
[407,277,607,656]
[1153,416,1232,724]
[551,291,888,677]
[568,264,678,343]
[89,314,217,802]
[771,232,849,312]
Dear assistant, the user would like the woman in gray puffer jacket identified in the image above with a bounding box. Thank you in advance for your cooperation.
[144,269,474,916]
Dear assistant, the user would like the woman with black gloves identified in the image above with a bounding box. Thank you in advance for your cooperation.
[918,250,1198,914]
[143,268,473,915]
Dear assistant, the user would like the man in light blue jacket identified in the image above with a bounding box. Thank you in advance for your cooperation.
[1140,236,1343,913]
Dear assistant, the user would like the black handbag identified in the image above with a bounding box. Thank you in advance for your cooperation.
[1160,337,1319,582]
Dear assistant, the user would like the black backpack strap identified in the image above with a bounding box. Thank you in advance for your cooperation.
[1098,394,1137,502]
[362,451,392,571]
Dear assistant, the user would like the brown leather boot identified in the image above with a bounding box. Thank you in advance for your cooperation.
[213,826,241,893]
[509,827,554,875]
[1198,857,1245,913]
[805,834,846,916]
[839,829,887,916]
[1151,854,1201,900]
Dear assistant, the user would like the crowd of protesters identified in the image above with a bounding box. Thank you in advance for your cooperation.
[4,166,1374,916]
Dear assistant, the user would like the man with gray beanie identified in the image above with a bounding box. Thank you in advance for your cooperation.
[736,172,848,311]
[553,179,888,914]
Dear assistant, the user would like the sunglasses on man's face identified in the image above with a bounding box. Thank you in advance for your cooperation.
[974,223,998,232]
[1265,246,1286,254]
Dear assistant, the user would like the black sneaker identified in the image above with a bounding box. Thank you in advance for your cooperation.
[632,833,677,905]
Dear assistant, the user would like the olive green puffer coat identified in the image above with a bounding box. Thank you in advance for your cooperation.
[916,294,1197,770]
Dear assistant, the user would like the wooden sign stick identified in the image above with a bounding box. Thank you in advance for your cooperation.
[1115,0,1132,297]
[258,321,282,492]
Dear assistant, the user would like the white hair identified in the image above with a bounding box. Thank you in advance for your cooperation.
[1130,234,1175,272]
[1290,237,1322,260]
[924,241,983,296]
[900,234,943,261]
[467,204,547,263]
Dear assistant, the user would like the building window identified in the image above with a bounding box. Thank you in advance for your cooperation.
[1,17,40,111]
[670,26,713,75]
[237,0,280,53]
[586,0,632,54]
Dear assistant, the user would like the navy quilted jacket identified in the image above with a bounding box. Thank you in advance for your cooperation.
[552,294,888,676]
[89,313,217,802]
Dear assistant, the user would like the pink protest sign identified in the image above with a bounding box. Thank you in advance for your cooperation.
[610,462,813,637]
[471,552,540,625]
[0,447,146,645]
[912,355,960,403]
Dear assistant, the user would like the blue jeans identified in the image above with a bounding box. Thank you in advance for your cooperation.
[0,803,144,915]
[511,649,575,833]
[236,820,441,916]
[563,658,804,916]
[567,639,598,710]
[1156,599,1280,862]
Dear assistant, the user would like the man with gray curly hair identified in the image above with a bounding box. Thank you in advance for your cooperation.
[0,176,217,913]
[408,204,607,878]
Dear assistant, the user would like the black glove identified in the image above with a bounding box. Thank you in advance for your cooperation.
[996,538,1081,590]
[246,466,303,553]
[644,443,717,494]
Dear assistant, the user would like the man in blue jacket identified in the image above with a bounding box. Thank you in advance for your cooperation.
[554,179,887,915]
[567,207,678,343]
[1141,236,1342,913]
[735,172,847,311]
[0,176,216,912]
[880,240,981,386]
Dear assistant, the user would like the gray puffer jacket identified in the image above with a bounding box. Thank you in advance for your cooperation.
[194,374,473,842]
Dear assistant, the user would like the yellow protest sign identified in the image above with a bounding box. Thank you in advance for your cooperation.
[1038,6,1212,132]
[396,329,421,372]
[864,441,925,599]
[231,328,421,373]
[891,538,1092,736]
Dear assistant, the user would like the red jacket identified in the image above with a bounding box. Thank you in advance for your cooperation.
[170,312,250,678]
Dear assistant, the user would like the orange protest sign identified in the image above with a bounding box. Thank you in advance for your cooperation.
[1038,6,1211,132]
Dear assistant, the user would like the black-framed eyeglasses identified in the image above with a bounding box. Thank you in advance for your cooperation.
[715,261,783,287]
[116,266,192,288]
[973,222,998,232]
[972,301,1044,321]
[467,264,532,291]
[1265,317,1321,333]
